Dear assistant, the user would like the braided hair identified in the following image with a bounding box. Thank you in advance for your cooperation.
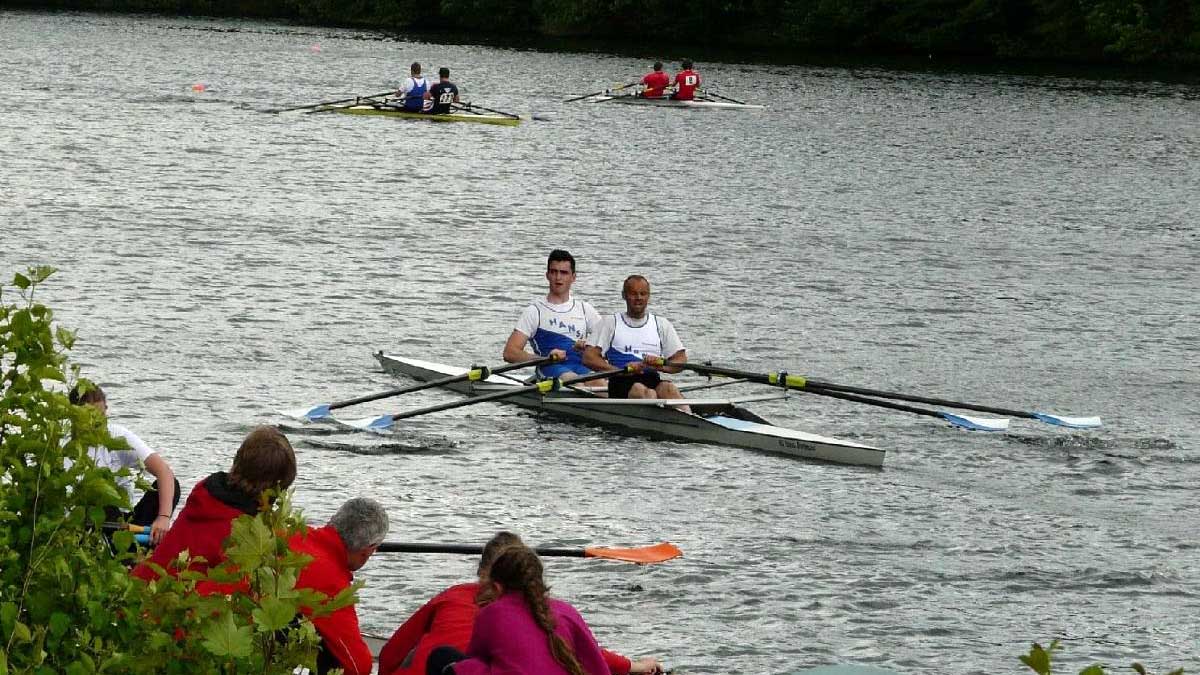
[484,544,588,675]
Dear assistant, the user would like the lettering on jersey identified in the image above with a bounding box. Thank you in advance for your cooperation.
[548,316,585,339]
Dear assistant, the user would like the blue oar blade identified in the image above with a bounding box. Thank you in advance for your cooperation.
[1032,413,1102,429]
[335,414,395,433]
[279,404,332,421]
[940,412,1010,432]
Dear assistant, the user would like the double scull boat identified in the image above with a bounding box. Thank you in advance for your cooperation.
[321,103,521,126]
[375,353,884,467]
[587,93,764,110]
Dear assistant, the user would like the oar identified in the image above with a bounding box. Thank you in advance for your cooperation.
[266,90,394,113]
[563,81,639,103]
[377,541,681,564]
[455,101,519,119]
[279,357,553,421]
[659,361,1099,430]
[336,367,626,433]
[798,386,1010,432]
[700,90,748,105]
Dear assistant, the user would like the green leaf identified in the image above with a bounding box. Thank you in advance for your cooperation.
[48,612,71,639]
[0,602,16,633]
[30,266,56,284]
[11,621,32,643]
[224,515,274,571]
[1079,666,1106,675]
[200,613,253,658]
[0,647,8,675]
[1130,665,1146,675]
[1021,643,1051,675]
[251,597,298,633]
[12,273,30,290]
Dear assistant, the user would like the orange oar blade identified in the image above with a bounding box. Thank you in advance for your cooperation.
[582,542,682,564]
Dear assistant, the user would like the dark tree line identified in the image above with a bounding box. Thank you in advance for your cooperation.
[15,0,1200,64]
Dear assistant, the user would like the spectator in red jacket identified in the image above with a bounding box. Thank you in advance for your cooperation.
[379,532,662,675]
[292,497,390,675]
[132,426,296,581]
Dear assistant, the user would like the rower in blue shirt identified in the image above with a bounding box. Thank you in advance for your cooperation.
[503,249,602,381]
[396,62,429,112]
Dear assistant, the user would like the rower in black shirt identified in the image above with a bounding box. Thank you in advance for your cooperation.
[426,67,460,115]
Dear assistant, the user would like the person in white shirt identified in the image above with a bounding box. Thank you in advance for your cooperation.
[583,275,689,412]
[395,62,431,112]
[502,249,602,382]
[71,384,179,545]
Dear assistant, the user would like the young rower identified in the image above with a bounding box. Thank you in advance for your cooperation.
[378,532,662,675]
[670,60,700,101]
[639,62,670,98]
[131,425,297,581]
[426,67,460,115]
[397,62,430,112]
[502,249,602,382]
[70,383,180,545]
[583,275,689,412]
[425,543,615,675]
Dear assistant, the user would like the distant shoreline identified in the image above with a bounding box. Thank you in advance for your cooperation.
[9,2,1200,73]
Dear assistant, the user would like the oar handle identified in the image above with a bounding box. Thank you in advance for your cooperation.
[328,356,553,411]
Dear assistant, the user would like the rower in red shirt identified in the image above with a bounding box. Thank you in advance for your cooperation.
[640,61,670,98]
[670,60,700,101]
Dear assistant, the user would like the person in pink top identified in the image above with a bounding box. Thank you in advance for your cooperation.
[425,544,610,675]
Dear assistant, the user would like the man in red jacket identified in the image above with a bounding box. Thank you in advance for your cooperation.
[671,60,701,101]
[291,497,390,675]
[132,426,297,582]
[640,61,670,98]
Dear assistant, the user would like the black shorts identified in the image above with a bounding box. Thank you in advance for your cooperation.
[608,370,662,399]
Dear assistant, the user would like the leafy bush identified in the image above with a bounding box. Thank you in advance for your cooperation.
[1021,640,1185,675]
[1,267,347,675]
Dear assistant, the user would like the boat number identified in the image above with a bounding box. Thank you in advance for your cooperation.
[439,92,455,104]
[684,75,697,86]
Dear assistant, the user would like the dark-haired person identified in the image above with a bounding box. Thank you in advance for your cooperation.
[583,275,688,413]
[292,497,390,675]
[425,544,613,675]
[639,62,670,98]
[426,67,460,115]
[396,62,430,112]
[502,249,602,382]
[71,384,179,545]
[379,533,661,675]
[670,60,700,101]
[131,425,297,581]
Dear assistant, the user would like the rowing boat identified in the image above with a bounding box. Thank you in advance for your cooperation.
[327,104,521,126]
[374,353,884,467]
[588,94,764,110]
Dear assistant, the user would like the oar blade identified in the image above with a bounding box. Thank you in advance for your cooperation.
[278,404,332,421]
[1032,413,1102,429]
[940,413,1010,432]
[583,542,682,564]
[335,414,395,433]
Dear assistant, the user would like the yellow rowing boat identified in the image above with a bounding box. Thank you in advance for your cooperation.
[330,104,521,126]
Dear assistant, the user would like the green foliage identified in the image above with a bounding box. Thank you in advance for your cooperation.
[1,268,350,674]
[1020,640,1185,675]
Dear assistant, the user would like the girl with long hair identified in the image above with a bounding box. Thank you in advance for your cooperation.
[426,543,611,675]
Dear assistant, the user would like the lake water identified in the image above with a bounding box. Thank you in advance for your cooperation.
[2,10,1198,674]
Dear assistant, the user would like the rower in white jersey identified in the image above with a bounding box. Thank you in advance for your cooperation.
[583,274,689,412]
[502,249,602,381]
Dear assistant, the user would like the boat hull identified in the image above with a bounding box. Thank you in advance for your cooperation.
[590,95,764,110]
[333,105,520,126]
[375,353,884,467]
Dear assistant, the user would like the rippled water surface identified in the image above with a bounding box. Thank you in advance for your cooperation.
[2,10,1199,673]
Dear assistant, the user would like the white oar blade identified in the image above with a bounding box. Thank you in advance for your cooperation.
[278,404,332,421]
[941,413,1010,432]
[1032,413,1102,429]
[335,414,395,433]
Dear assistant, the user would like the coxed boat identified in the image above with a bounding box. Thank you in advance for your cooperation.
[326,104,521,126]
[588,94,764,110]
[375,353,884,467]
